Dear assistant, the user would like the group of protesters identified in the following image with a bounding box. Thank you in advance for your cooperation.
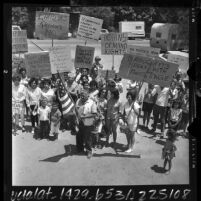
[12,55,189,161]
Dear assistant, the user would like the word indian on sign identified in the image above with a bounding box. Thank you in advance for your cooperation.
[77,15,103,42]
[127,45,160,57]
[119,54,178,87]
[74,45,95,69]
[49,46,73,74]
[12,30,28,53]
[35,11,70,39]
[24,51,51,78]
[101,33,128,55]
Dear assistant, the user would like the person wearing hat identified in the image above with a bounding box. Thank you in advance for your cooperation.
[49,101,61,140]
[75,89,98,159]
[38,98,51,140]
[92,56,103,71]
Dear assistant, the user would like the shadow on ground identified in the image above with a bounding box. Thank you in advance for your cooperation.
[39,144,81,162]
[151,165,166,174]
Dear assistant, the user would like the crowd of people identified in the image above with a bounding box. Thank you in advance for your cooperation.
[12,56,189,168]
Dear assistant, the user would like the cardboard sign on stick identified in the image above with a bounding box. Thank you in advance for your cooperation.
[100,70,116,79]
[127,45,160,58]
[12,30,28,53]
[35,11,70,39]
[77,15,103,42]
[119,54,178,87]
[74,45,95,69]
[49,46,73,74]
[24,51,51,78]
[101,32,128,55]
[167,53,189,73]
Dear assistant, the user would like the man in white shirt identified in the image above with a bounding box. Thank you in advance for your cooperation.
[151,85,170,137]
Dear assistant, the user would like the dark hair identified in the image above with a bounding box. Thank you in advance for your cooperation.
[28,77,38,87]
[89,80,98,88]
[82,68,89,73]
[98,88,107,98]
[167,129,177,142]
[19,68,26,74]
[126,91,137,101]
[80,75,89,82]
[172,100,181,109]
[111,88,119,100]
[12,74,21,82]
[41,78,51,86]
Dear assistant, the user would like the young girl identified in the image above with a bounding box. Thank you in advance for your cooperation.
[49,102,61,140]
[167,100,183,133]
[12,74,27,134]
[162,129,177,173]
[38,99,51,140]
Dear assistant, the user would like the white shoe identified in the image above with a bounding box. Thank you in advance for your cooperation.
[31,128,35,134]
[125,148,132,153]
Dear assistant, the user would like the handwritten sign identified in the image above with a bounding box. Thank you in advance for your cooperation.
[99,70,116,79]
[77,15,103,42]
[167,54,189,73]
[35,11,70,39]
[49,46,73,74]
[12,56,25,69]
[74,45,95,69]
[127,45,160,57]
[24,52,51,78]
[119,54,178,87]
[101,33,128,55]
[12,30,28,53]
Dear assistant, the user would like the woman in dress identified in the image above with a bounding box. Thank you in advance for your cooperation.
[40,79,55,109]
[119,91,140,153]
[105,89,122,148]
[26,78,42,133]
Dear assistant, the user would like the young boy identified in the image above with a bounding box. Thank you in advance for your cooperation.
[38,99,51,140]
[49,102,61,140]
[162,129,177,174]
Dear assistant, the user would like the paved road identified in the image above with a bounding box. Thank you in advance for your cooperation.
[12,38,189,186]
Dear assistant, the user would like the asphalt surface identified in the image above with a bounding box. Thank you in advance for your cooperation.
[12,39,189,186]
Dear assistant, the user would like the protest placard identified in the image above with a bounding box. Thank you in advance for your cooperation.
[12,56,25,69]
[74,45,95,69]
[119,53,178,87]
[35,11,70,39]
[12,30,28,53]
[99,69,116,79]
[49,46,73,74]
[127,45,160,57]
[167,53,189,73]
[24,51,51,78]
[101,33,128,55]
[77,15,103,42]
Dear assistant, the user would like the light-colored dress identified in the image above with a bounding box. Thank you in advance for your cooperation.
[122,101,140,132]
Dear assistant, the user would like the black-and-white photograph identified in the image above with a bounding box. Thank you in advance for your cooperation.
[10,5,191,187]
